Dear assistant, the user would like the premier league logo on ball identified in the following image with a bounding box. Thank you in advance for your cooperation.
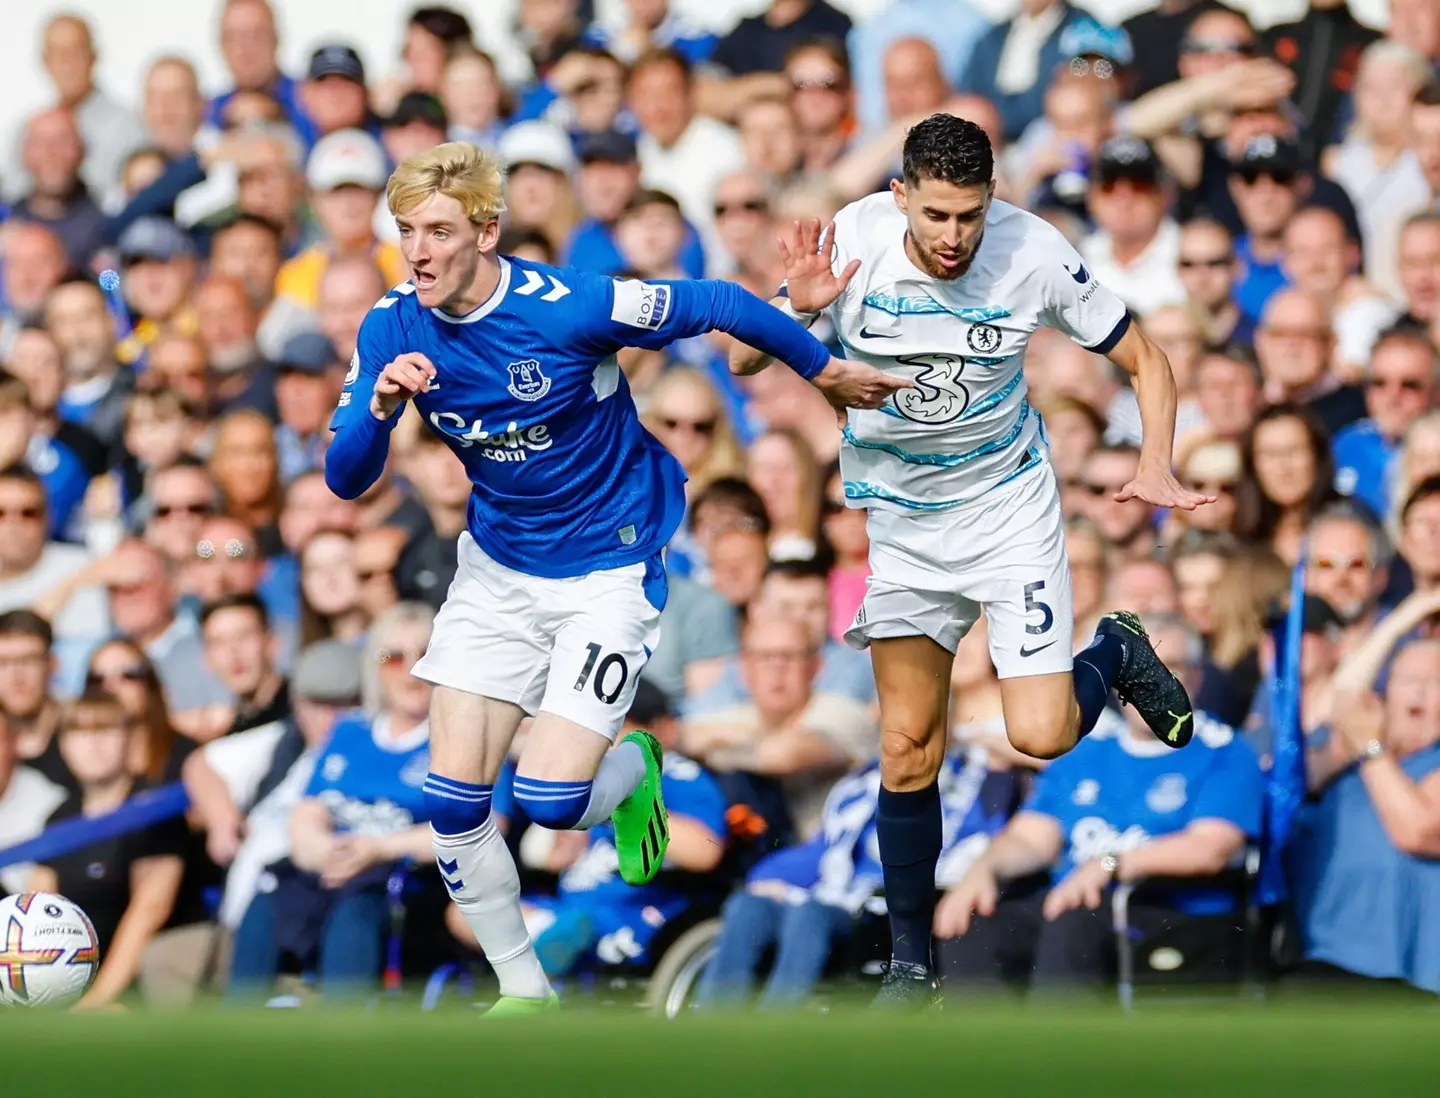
[966,323,1002,354]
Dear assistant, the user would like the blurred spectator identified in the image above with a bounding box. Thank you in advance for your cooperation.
[783,39,853,178]
[194,276,278,418]
[746,429,821,561]
[709,524,771,613]
[1064,519,1110,638]
[879,37,950,129]
[1228,136,1306,326]
[353,526,405,623]
[114,217,199,367]
[267,129,404,349]
[297,530,365,647]
[1263,0,1379,161]
[1331,327,1438,519]
[141,56,206,160]
[957,0,1098,143]
[1323,41,1431,301]
[143,333,210,411]
[375,6,476,114]
[441,49,508,150]
[1397,212,1440,328]
[392,428,468,610]
[1254,289,1364,438]
[14,107,105,273]
[1122,0,1234,97]
[0,368,101,543]
[644,367,745,503]
[673,475,771,590]
[1197,543,1290,728]
[200,594,289,738]
[0,698,68,897]
[1305,502,1393,660]
[498,121,578,251]
[28,688,189,1011]
[1392,413,1440,525]
[681,614,876,840]
[847,5,985,136]
[615,189,687,279]
[0,610,65,787]
[191,518,268,615]
[209,0,302,129]
[711,0,851,91]
[1172,437,1242,538]
[936,616,1262,993]
[1235,403,1339,565]
[141,458,215,570]
[1170,530,1234,652]
[43,279,130,448]
[1081,136,1183,318]
[1175,218,1249,350]
[211,214,284,318]
[314,255,386,365]
[1398,477,1440,596]
[1077,444,1155,561]
[1106,557,1179,617]
[1036,396,1104,498]
[1412,80,1440,204]
[712,170,781,287]
[583,0,717,67]
[628,48,744,265]
[1193,349,1260,443]
[1290,629,1440,994]
[209,410,283,543]
[227,604,434,1000]
[0,222,68,354]
[1280,206,1399,381]
[273,333,344,484]
[299,46,373,149]
[737,95,802,187]
[378,92,450,167]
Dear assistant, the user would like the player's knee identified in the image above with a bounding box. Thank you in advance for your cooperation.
[1005,716,1076,762]
[512,776,594,830]
[423,774,493,837]
[879,727,942,789]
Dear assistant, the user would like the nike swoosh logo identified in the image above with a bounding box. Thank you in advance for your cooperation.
[1020,640,1058,657]
[1064,262,1090,284]
[859,326,899,339]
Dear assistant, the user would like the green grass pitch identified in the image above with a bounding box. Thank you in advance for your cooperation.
[3,1002,1438,1098]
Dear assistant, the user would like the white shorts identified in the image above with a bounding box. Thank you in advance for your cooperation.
[412,533,665,741]
[844,462,1074,679]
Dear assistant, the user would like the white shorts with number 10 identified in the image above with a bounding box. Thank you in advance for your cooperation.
[411,532,664,740]
[844,462,1074,679]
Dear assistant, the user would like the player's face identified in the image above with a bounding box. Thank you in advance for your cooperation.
[396,191,500,311]
[891,176,993,280]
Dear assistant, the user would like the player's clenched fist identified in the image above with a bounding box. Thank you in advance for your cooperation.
[371,352,437,419]
[813,356,913,411]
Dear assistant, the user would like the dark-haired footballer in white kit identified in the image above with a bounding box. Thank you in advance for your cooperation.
[731,113,1214,1008]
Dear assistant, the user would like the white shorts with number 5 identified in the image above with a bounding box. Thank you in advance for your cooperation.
[844,461,1074,679]
[411,533,665,740]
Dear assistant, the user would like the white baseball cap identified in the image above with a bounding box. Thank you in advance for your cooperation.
[307,128,388,192]
[498,121,576,176]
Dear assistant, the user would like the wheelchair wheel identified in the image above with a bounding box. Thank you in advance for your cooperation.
[644,918,722,1019]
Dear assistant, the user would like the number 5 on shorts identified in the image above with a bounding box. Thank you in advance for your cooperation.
[1024,581,1053,635]
[574,642,630,704]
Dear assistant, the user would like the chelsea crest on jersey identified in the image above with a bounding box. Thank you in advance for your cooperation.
[823,194,1131,513]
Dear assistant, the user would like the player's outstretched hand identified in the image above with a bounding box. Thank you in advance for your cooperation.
[1115,464,1215,511]
[813,357,912,413]
[371,352,437,419]
[779,219,859,315]
[933,864,999,939]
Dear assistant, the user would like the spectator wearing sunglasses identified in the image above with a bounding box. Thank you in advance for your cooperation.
[1333,327,1439,520]
[1079,137,1185,317]
[1076,444,1157,562]
[1227,135,1307,325]
[1176,219,1251,350]
[1304,502,1393,662]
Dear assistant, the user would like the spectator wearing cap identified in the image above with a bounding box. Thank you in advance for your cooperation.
[498,121,579,254]
[43,279,132,450]
[957,0,1110,143]
[1323,41,1432,303]
[273,333,343,484]
[380,92,450,168]
[266,129,405,352]
[1263,0,1381,161]
[183,638,363,979]
[9,14,147,211]
[11,108,106,271]
[297,45,376,152]
[206,0,303,132]
[582,0,717,67]
[1080,136,1185,317]
[1229,135,1306,326]
[628,48,744,272]
[113,217,199,368]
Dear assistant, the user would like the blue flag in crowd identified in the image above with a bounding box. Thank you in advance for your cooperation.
[1260,548,1308,906]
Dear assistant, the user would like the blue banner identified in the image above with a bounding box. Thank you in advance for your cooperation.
[1259,551,1308,906]
[0,782,189,871]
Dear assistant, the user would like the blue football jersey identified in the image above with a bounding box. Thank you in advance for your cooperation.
[304,714,431,836]
[329,258,828,579]
[1026,712,1263,913]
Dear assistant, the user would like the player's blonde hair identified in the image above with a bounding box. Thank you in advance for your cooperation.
[387,141,506,224]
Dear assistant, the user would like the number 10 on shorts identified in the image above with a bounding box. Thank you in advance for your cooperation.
[574,642,630,704]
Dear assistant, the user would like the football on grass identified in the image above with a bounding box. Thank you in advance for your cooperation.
[0,892,100,1007]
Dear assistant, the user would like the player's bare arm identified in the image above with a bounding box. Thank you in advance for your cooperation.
[1105,323,1216,511]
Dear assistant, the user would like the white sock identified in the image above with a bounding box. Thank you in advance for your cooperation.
[433,817,552,1000]
[574,740,647,829]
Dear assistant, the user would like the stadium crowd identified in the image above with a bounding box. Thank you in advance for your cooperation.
[0,0,1439,1011]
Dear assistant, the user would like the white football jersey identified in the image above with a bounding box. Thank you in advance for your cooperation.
[821,193,1129,513]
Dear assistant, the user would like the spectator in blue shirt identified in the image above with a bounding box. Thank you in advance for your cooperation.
[1289,633,1440,994]
[227,602,437,999]
[582,0,717,67]
[1332,327,1439,520]
[206,0,304,131]
[846,0,986,136]
[1228,136,1304,326]
[936,615,1263,992]
[453,681,727,977]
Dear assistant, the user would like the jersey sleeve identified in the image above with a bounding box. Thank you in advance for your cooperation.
[577,273,832,379]
[325,295,408,499]
[329,299,401,433]
[1035,225,1131,354]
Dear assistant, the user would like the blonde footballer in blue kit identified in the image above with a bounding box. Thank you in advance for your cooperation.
[730,114,1215,1007]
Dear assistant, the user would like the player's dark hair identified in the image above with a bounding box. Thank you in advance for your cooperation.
[200,592,270,632]
[0,609,53,649]
[902,113,994,188]
[689,476,772,537]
